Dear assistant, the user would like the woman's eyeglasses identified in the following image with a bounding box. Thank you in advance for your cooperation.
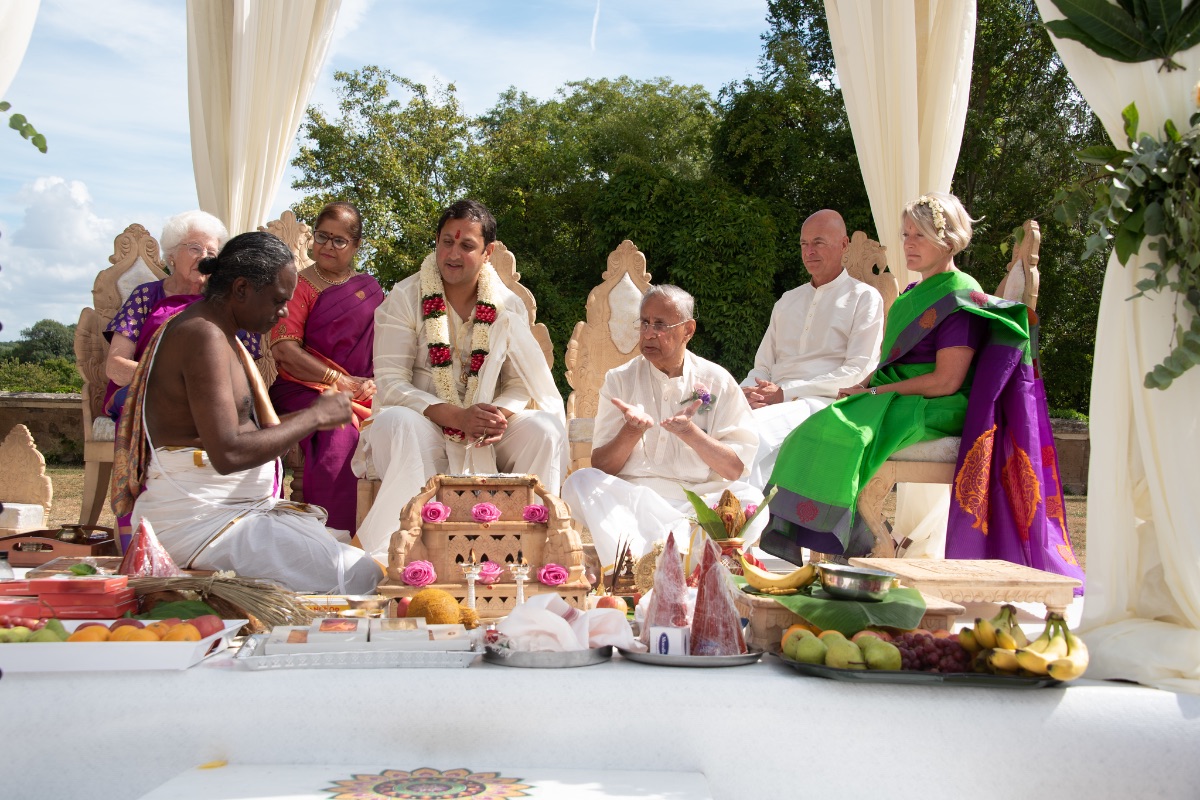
[314,231,354,250]
[635,319,689,334]
[181,242,218,259]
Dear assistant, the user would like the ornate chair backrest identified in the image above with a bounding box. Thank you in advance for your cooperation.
[842,231,898,321]
[491,241,554,370]
[74,224,168,434]
[256,209,319,387]
[996,219,1041,314]
[563,240,652,472]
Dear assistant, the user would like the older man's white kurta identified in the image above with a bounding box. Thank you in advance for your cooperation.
[741,269,883,484]
[353,263,567,560]
[561,351,760,573]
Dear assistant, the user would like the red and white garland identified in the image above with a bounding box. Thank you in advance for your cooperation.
[419,255,498,442]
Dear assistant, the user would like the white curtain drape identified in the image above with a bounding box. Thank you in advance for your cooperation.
[0,0,41,100]
[825,0,977,553]
[825,0,976,288]
[1035,0,1200,694]
[186,0,340,234]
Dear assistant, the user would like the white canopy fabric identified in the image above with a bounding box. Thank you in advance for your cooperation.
[186,0,340,234]
[1035,0,1200,694]
[825,0,977,552]
[824,0,977,289]
[0,0,41,100]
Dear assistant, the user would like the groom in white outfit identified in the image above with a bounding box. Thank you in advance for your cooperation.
[741,209,884,484]
[561,285,761,575]
[352,200,567,559]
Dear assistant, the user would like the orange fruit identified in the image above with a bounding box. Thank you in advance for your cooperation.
[145,621,173,639]
[110,625,158,641]
[163,623,202,642]
[67,626,111,642]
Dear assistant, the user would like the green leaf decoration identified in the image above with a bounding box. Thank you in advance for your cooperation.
[1045,0,1199,71]
[135,599,218,620]
[734,579,926,636]
[681,486,729,541]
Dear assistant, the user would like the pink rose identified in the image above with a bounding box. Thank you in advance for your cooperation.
[402,560,437,587]
[422,501,452,523]
[744,504,758,518]
[472,502,502,523]
[478,561,503,584]
[522,504,549,524]
[538,563,568,586]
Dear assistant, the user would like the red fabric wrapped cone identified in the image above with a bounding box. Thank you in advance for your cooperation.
[118,518,185,577]
[638,532,691,646]
[689,538,747,656]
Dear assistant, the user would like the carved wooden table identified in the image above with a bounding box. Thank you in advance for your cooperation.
[848,558,1081,615]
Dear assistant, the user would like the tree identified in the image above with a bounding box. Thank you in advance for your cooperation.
[290,67,474,286]
[13,319,74,363]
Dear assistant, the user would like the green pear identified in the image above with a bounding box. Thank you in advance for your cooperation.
[825,638,865,670]
[29,628,64,643]
[791,636,828,665]
[861,639,902,670]
[4,626,33,643]
[44,619,69,641]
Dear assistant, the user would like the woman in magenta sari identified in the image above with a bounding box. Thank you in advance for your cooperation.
[269,202,382,534]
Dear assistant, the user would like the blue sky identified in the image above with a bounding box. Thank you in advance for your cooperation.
[0,0,769,339]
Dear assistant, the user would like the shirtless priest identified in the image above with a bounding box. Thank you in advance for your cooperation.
[111,231,382,594]
[560,285,761,575]
[352,200,567,558]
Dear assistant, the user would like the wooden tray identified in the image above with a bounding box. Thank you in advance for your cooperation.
[848,558,1081,614]
[0,528,117,567]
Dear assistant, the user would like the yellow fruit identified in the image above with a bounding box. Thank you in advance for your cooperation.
[163,623,202,642]
[739,556,817,591]
[146,621,173,639]
[112,627,159,642]
[66,626,110,642]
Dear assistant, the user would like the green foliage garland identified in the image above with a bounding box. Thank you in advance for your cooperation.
[1059,103,1200,389]
[1,101,47,153]
[1044,0,1200,72]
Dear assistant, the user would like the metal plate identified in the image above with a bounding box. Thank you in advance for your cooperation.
[772,653,1063,688]
[483,646,612,668]
[618,647,763,668]
[234,635,478,670]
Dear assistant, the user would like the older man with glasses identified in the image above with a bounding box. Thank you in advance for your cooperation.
[561,284,761,576]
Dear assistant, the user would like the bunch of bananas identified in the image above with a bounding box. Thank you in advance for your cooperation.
[959,606,1088,680]
[738,556,817,595]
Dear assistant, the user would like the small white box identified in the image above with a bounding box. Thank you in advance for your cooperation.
[368,617,428,642]
[307,617,367,642]
[427,623,472,650]
[648,626,690,655]
[264,625,375,655]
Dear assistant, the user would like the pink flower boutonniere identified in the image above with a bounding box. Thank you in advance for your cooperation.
[683,381,713,414]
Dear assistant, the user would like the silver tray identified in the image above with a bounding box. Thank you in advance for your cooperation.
[483,645,612,668]
[773,653,1063,688]
[234,634,479,670]
[617,647,763,668]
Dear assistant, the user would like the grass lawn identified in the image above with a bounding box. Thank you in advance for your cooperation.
[42,465,1088,570]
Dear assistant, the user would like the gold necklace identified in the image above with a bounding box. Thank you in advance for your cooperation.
[314,265,353,286]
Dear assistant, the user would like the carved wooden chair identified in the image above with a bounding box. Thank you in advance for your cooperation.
[73,224,169,525]
[354,243,554,526]
[563,240,652,473]
[854,220,1042,557]
[259,210,315,501]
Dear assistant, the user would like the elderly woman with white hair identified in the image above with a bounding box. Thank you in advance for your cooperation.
[764,192,1084,589]
[561,284,762,576]
[103,209,261,420]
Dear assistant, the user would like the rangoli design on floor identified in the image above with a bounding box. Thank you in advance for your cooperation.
[325,767,531,799]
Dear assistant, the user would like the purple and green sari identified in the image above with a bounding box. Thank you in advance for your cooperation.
[268,274,382,534]
[764,270,1084,589]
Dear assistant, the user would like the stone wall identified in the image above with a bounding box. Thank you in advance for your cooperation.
[1050,417,1089,495]
[0,393,84,464]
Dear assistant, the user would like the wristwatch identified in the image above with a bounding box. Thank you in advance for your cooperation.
[869,387,878,395]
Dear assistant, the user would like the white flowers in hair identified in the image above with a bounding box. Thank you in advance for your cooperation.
[917,195,948,242]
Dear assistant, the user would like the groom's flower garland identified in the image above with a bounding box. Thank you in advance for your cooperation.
[420,256,498,442]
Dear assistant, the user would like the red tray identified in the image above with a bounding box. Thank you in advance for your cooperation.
[40,587,136,606]
[0,597,138,619]
[0,528,118,567]
[27,575,129,594]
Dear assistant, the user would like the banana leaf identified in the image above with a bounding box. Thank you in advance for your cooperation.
[734,577,926,636]
[681,485,778,543]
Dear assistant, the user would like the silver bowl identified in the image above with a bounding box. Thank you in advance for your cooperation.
[345,595,388,612]
[817,563,898,602]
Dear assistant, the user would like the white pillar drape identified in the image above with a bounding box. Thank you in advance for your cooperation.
[825,0,977,554]
[186,0,340,234]
[1035,0,1200,694]
[825,0,976,288]
[0,0,41,100]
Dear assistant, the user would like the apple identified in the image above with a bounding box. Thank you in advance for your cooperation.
[596,595,629,613]
[394,597,412,617]
[109,618,145,631]
[851,630,889,644]
[75,621,108,631]
[157,618,183,628]
[189,615,225,639]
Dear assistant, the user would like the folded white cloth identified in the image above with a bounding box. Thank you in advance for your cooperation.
[496,594,639,651]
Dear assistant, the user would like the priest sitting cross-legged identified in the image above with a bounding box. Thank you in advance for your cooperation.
[352,199,567,559]
[561,285,762,576]
[111,231,382,594]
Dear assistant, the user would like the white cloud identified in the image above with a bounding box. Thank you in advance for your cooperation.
[0,177,116,337]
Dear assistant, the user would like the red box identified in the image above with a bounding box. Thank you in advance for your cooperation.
[39,587,136,607]
[0,580,33,596]
[0,597,138,619]
[27,576,129,594]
